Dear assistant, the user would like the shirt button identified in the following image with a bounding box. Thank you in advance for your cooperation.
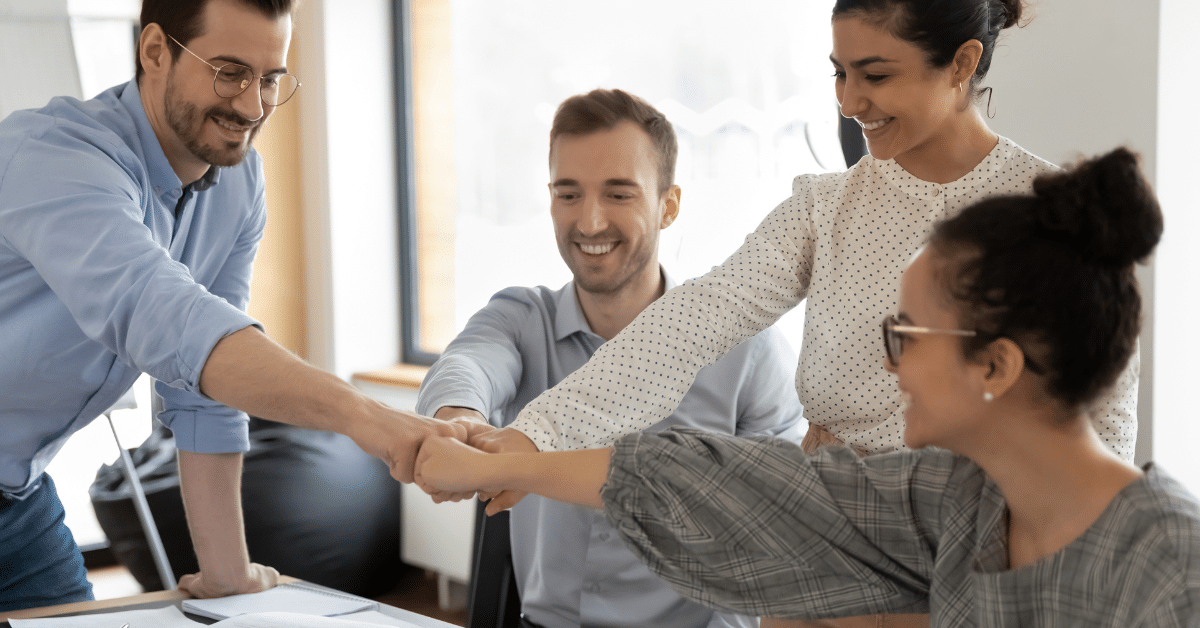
[932,187,942,197]
[599,533,609,541]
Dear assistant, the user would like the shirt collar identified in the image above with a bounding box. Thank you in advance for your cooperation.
[553,265,675,342]
[876,135,1018,198]
[119,80,222,196]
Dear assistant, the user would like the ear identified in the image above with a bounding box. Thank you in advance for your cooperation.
[659,184,681,229]
[981,337,1025,401]
[951,39,984,89]
[139,23,172,79]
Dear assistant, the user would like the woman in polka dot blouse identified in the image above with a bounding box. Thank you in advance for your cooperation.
[497,0,1137,489]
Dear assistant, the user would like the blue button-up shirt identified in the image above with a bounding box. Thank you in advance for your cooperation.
[0,80,263,497]
[417,273,804,628]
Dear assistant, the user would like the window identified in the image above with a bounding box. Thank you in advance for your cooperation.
[397,0,862,364]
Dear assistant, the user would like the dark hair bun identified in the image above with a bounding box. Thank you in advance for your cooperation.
[997,0,1024,30]
[1032,147,1163,267]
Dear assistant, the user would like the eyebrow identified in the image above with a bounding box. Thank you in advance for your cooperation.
[551,178,641,188]
[829,54,897,69]
[210,54,288,76]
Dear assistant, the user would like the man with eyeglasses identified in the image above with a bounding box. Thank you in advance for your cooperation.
[0,0,464,611]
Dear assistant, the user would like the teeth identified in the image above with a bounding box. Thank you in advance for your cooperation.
[579,242,615,255]
[859,118,892,131]
[215,118,247,132]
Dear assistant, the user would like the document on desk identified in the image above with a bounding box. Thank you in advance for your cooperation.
[213,611,423,628]
[8,605,196,627]
[181,582,377,620]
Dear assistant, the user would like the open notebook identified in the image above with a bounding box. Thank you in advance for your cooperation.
[182,582,378,620]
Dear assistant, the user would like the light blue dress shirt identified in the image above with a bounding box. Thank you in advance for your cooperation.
[0,80,263,497]
[417,272,804,628]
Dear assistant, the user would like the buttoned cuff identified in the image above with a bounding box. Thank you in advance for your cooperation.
[160,408,251,454]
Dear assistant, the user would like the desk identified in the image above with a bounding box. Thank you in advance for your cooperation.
[0,579,458,628]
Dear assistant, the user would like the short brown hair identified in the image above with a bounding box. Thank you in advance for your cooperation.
[550,89,677,196]
[135,0,295,82]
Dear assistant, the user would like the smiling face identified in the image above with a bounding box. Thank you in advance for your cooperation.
[830,14,962,169]
[143,0,292,182]
[886,248,991,451]
[549,120,679,299]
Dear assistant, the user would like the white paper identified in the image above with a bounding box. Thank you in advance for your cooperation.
[8,604,197,628]
[181,583,376,620]
[213,611,423,628]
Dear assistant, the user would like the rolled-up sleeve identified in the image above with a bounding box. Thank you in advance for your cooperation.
[601,428,958,620]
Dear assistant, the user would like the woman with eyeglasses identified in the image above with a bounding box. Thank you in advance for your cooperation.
[416,147,1199,626]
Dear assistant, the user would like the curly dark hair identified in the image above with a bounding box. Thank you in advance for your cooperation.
[928,147,1162,411]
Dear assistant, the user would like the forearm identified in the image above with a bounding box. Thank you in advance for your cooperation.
[177,450,252,591]
[489,449,612,509]
[198,327,465,483]
[199,327,371,434]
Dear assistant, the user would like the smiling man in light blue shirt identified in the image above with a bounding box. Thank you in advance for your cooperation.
[417,89,803,628]
[0,0,463,611]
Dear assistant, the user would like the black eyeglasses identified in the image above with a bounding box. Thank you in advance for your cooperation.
[168,34,300,107]
[881,314,977,367]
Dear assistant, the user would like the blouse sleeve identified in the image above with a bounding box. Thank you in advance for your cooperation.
[1087,340,1139,462]
[599,427,962,620]
[508,183,821,451]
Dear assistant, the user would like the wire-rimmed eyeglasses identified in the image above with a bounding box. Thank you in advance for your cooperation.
[881,314,977,367]
[168,34,300,107]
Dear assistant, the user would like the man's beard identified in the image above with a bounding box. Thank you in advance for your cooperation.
[164,72,261,168]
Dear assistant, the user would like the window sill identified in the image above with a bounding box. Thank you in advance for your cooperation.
[352,364,429,390]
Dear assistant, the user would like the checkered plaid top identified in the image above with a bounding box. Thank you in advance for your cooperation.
[601,428,1200,626]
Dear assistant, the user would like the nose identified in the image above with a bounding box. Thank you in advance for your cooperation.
[838,78,867,120]
[230,82,266,122]
[578,195,608,236]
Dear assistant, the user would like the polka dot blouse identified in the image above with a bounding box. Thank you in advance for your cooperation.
[509,136,1139,461]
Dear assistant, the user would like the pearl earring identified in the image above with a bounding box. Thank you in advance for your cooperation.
[983,391,994,402]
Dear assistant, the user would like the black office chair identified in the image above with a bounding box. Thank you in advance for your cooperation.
[466,500,523,628]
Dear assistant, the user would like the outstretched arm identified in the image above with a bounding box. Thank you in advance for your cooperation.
[200,327,466,483]
[414,437,611,509]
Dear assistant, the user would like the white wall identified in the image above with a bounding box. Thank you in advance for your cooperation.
[986,0,1160,176]
[987,0,1200,493]
[1151,0,1200,492]
[985,0,1178,472]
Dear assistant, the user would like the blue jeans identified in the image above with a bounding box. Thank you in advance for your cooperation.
[0,474,93,611]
